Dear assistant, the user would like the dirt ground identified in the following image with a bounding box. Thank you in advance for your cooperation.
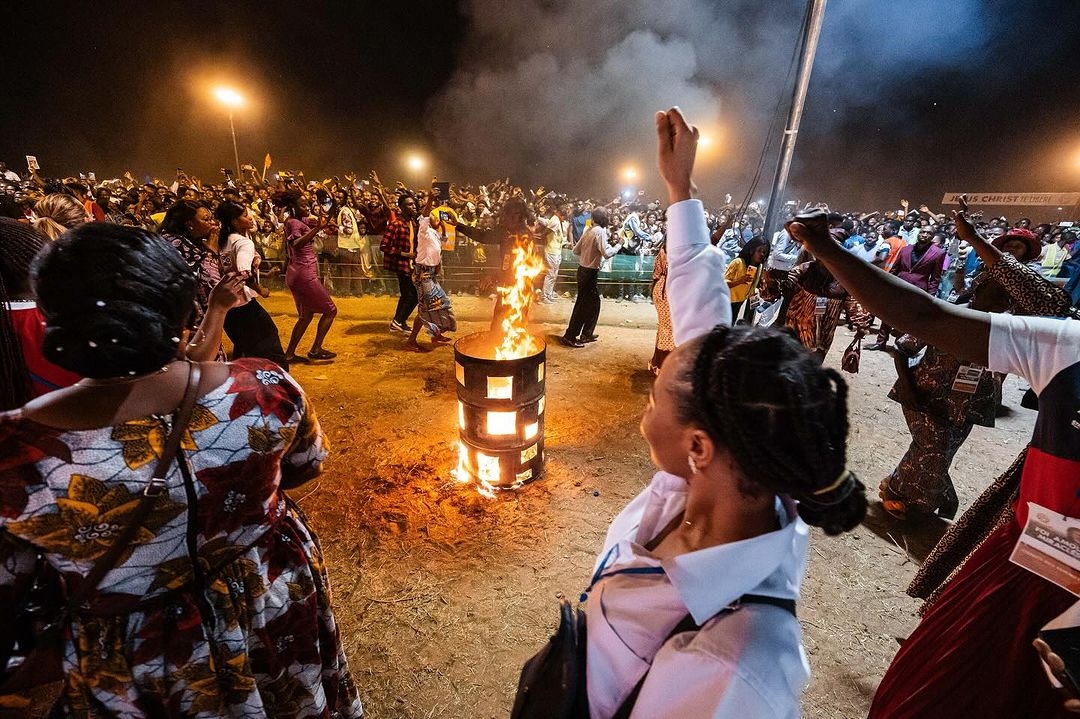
[256,289,1034,719]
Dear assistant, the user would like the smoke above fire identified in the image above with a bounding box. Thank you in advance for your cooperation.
[427,0,1079,208]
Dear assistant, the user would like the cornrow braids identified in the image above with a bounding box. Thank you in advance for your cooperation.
[680,324,866,535]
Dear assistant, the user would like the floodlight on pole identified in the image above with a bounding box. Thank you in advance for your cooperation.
[406,154,426,173]
[213,87,244,179]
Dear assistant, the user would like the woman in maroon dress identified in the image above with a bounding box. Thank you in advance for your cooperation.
[274,190,337,363]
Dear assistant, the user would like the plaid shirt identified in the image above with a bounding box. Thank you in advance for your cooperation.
[381,216,414,273]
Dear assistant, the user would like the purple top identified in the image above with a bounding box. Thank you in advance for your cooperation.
[285,217,318,275]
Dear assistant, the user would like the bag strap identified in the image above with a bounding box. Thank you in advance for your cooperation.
[66,361,202,614]
[610,593,796,719]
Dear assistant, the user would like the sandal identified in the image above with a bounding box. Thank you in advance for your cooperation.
[404,342,425,353]
[878,479,908,520]
[307,349,337,360]
[283,354,309,365]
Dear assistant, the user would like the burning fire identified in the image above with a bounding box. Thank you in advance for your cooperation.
[494,234,544,360]
[453,234,546,498]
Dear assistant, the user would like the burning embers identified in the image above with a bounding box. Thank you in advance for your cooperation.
[453,236,546,495]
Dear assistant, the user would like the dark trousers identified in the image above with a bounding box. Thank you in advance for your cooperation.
[393,269,418,325]
[223,299,289,370]
[565,266,600,340]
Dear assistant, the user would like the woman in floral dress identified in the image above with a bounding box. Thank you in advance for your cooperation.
[783,248,871,363]
[0,223,362,718]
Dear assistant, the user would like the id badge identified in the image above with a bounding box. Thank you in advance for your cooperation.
[1010,502,1080,596]
[814,297,828,317]
[952,364,984,394]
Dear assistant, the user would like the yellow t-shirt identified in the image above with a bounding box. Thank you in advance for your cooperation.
[725,259,757,303]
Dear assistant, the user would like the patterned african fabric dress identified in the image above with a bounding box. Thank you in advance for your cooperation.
[782,260,870,356]
[652,248,674,352]
[909,253,1080,606]
[0,359,363,718]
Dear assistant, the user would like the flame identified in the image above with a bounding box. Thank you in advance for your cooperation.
[494,234,544,360]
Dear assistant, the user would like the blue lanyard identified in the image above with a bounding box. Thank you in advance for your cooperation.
[582,545,665,603]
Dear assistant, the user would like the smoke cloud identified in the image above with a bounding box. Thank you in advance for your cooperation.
[428,0,1080,208]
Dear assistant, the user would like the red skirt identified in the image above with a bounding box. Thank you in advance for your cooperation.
[870,520,1075,718]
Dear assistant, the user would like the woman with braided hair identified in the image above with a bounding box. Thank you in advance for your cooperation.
[578,108,866,719]
[0,222,362,717]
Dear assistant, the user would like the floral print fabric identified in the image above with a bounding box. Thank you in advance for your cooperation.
[0,358,362,718]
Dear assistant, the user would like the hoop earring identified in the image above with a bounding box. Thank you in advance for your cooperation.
[688,456,699,475]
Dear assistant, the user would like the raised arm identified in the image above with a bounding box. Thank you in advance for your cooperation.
[655,107,731,343]
[787,211,990,365]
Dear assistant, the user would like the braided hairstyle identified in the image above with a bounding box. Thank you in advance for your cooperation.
[675,325,866,535]
[0,219,48,409]
[31,223,195,379]
[33,194,88,240]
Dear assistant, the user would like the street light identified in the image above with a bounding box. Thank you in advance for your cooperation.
[213,86,244,180]
[405,153,426,174]
[621,166,639,183]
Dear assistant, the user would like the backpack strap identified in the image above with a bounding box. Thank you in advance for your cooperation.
[610,593,796,719]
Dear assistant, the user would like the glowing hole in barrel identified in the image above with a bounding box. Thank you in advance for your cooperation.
[476,452,500,485]
[525,421,539,440]
[458,401,465,430]
[487,411,517,435]
[487,376,513,399]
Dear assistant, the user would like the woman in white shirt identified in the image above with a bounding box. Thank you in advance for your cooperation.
[405,211,457,351]
[214,202,289,368]
[581,108,868,719]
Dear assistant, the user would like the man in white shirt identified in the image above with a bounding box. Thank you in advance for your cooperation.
[561,207,621,347]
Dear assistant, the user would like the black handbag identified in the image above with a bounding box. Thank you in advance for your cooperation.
[0,362,203,719]
[510,597,588,719]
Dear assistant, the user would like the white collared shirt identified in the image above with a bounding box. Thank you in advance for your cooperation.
[414,216,443,267]
[664,199,732,343]
[585,473,810,719]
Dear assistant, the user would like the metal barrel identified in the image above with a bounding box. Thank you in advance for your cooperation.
[453,332,546,489]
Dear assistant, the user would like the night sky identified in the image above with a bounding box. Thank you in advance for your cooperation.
[3,0,1079,214]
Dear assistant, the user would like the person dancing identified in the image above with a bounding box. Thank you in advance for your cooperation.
[406,211,457,351]
[560,207,621,348]
[573,106,866,719]
[274,190,338,363]
[0,223,362,717]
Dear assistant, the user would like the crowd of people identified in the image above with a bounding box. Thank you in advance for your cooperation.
[2,103,1080,718]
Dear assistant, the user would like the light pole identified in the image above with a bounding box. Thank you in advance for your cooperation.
[405,153,426,182]
[214,87,244,179]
